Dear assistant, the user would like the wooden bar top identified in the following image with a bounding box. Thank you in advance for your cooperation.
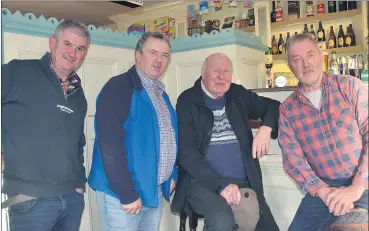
[250,86,296,93]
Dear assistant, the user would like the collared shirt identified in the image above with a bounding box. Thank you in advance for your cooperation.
[48,55,81,97]
[279,73,368,195]
[136,67,176,184]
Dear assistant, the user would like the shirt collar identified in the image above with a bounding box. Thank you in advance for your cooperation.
[47,52,82,96]
[295,72,329,101]
[136,67,165,92]
[201,80,216,99]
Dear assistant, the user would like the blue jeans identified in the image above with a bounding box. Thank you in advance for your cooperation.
[8,191,85,231]
[288,178,369,231]
[96,187,163,231]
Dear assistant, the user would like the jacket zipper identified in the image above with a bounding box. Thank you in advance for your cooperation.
[201,105,214,155]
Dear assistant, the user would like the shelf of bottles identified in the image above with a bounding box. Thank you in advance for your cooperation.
[272,45,363,61]
[271,9,360,30]
[271,21,359,61]
[269,0,362,60]
[270,1,360,28]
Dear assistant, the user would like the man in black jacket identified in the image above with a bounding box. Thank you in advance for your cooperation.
[2,20,89,231]
[171,53,280,231]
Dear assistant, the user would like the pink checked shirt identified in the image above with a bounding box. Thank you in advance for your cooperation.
[278,73,368,195]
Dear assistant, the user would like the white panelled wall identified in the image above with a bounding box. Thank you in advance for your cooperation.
[3,31,303,231]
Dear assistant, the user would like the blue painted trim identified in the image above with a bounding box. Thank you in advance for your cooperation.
[1,8,140,50]
[1,8,267,53]
[172,30,267,53]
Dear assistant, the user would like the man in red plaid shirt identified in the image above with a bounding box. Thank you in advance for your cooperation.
[278,33,368,231]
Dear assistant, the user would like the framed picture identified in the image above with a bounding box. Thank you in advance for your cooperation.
[221,15,236,30]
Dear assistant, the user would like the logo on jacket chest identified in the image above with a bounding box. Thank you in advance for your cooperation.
[57,104,74,114]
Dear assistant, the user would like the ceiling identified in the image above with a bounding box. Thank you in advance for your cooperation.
[1,1,162,27]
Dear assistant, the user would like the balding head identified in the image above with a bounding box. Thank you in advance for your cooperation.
[202,53,233,98]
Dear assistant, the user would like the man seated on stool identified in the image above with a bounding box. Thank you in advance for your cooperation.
[171,53,280,231]
[278,33,368,231]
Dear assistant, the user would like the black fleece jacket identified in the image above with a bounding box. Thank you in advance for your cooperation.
[1,53,87,197]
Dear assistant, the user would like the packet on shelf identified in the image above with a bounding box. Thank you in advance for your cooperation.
[154,17,169,34]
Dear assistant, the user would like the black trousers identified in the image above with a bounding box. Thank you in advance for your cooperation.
[187,179,279,231]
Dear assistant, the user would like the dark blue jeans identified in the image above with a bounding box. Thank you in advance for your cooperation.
[9,191,85,231]
[288,178,368,231]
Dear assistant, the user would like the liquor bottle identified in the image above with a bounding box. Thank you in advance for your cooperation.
[337,25,345,48]
[317,21,326,42]
[306,1,314,17]
[328,26,336,49]
[338,56,348,75]
[278,34,285,54]
[328,1,337,13]
[329,51,339,74]
[349,24,356,46]
[288,1,300,20]
[272,35,278,55]
[276,1,283,22]
[271,1,277,23]
[338,1,347,12]
[265,47,273,69]
[345,26,354,47]
[265,47,274,88]
[286,32,291,43]
[348,1,357,10]
[310,24,316,40]
[295,32,298,36]
[317,1,325,15]
[303,24,309,34]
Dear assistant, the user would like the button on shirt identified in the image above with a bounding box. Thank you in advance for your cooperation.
[279,74,368,195]
[136,68,177,184]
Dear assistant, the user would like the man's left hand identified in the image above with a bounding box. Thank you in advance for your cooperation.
[325,184,366,216]
[252,126,272,159]
[75,188,85,195]
[170,179,176,194]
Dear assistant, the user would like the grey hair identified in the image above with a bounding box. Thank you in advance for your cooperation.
[285,33,319,60]
[54,20,90,44]
[202,53,233,73]
[135,32,171,54]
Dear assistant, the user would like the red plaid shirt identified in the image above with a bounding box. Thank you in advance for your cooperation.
[278,73,368,195]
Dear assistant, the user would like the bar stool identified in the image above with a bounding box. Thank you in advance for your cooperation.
[179,205,203,231]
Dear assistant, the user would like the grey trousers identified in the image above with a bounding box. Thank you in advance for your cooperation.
[187,180,275,231]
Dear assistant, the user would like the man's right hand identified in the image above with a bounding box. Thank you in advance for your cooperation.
[316,186,354,216]
[220,184,241,206]
[122,198,142,214]
[316,186,334,202]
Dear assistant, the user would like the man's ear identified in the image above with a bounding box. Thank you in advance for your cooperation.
[135,51,141,63]
[49,36,56,50]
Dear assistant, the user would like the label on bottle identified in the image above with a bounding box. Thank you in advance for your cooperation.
[265,54,273,65]
[345,37,352,46]
[311,34,315,40]
[306,4,314,16]
[318,31,324,39]
[328,39,335,47]
[329,1,335,7]
[276,10,283,21]
[279,45,283,52]
[317,3,325,15]
[338,37,344,46]
[272,46,278,54]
